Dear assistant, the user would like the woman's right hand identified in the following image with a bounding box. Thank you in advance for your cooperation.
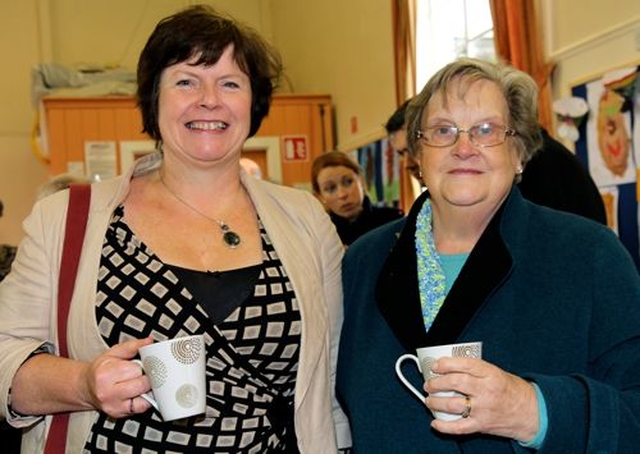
[82,336,154,418]
[11,336,154,417]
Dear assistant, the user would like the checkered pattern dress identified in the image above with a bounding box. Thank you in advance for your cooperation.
[83,207,301,453]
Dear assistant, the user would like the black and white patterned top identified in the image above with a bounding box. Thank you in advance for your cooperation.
[83,206,302,453]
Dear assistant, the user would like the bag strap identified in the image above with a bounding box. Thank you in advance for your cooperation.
[44,184,91,454]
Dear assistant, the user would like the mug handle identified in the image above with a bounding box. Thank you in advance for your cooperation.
[132,359,159,411]
[395,354,426,401]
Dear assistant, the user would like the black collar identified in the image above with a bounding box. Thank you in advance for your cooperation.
[375,191,513,351]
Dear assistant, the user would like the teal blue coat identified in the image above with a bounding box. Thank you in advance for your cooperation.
[337,188,640,453]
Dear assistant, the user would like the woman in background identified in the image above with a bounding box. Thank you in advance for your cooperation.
[0,6,347,453]
[312,151,403,246]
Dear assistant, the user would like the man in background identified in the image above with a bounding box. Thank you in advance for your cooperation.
[385,101,607,224]
[385,100,422,184]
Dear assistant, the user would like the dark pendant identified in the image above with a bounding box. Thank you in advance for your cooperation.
[223,230,241,248]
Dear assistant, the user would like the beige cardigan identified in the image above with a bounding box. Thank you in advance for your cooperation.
[0,153,349,453]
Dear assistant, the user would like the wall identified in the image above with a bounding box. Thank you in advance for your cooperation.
[542,0,640,98]
[269,0,396,151]
[0,2,49,244]
[47,0,273,69]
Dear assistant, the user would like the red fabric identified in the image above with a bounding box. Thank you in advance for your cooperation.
[490,0,555,131]
[44,184,90,454]
[391,0,420,212]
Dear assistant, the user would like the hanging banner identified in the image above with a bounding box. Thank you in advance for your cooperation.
[572,63,640,269]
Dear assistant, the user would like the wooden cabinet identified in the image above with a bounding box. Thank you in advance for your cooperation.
[43,94,334,188]
[257,94,333,188]
[44,96,147,176]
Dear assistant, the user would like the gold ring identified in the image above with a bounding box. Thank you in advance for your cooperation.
[461,396,471,418]
[129,397,135,414]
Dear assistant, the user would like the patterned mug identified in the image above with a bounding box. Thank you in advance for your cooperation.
[395,341,482,421]
[135,334,206,421]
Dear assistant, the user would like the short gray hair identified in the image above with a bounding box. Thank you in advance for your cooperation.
[406,57,543,167]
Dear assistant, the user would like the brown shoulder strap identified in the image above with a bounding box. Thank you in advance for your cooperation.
[44,183,91,454]
[56,184,91,357]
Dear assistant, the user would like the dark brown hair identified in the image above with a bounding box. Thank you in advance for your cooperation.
[137,5,283,141]
[311,151,361,193]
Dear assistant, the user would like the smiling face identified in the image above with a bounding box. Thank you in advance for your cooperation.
[419,77,521,212]
[157,45,252,166]
[316,165,365,221]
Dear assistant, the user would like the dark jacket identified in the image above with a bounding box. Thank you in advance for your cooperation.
[518,129,607,224]
[337,187,640,453]
[330,196,403,246]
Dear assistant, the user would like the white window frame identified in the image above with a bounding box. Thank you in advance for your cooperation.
[415,0,496,91]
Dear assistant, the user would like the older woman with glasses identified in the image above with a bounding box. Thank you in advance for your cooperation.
[336,58,640,453]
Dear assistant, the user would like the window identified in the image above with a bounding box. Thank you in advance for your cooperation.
[415,0,496,91]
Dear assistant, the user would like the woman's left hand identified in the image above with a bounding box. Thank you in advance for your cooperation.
[424,357,539,443]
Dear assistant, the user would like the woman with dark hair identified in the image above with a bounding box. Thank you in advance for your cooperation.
[0,6,347,453]
[312,151,403,246]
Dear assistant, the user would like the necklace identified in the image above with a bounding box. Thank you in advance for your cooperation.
[159,176,242,249]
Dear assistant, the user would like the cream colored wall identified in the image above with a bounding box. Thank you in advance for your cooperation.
[47,0,272,69]
[542,0,640,98]
[0,2,49,245]
[269,0,396,151]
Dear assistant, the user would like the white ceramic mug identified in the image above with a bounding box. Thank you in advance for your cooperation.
[135,334,206,421]
[395,341,482,421]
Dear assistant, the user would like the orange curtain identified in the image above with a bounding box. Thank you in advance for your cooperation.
[490,0,555,131]
[391,0,418,212]
[392,0,417,105]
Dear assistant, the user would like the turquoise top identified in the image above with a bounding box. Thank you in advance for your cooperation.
[440,253,468,292]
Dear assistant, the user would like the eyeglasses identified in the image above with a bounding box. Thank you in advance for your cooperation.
[416,122,516,148]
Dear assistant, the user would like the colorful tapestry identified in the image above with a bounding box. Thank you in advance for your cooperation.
[573,64,640,269]
[348,137,401,208]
